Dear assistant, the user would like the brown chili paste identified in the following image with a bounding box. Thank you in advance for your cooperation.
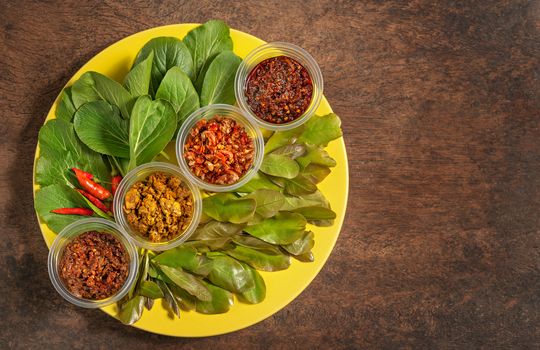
[59,231,129,300]
[245,55,313,124]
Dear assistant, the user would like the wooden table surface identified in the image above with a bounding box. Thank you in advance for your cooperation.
[1,1,539,348]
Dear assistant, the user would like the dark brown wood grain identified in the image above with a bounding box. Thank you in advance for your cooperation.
[1,0,539,348]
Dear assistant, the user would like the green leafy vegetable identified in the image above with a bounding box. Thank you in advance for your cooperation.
[244,189,285,218]
[55,87,76,122]
[128,96,177,170]
[270,144,306,159]
[183,19,233,86]
[156,280,181,318]
[118,295,145,325]
[298,113,342,146]
[71,71,134,119]
[157,264,212,301]
[133,37,193,94]
[238,263,266,304]
[124,51,154,97]
[296,145,337,168]
[285,174,318,196]
[206,253,254,293]
[282,231,315,256]
[34,184,89,232]
[244,212,307,245]
[281,190,331,211]
[225,245,290,272]
[152,246,213,276]
[292,206,336,220]
[195,281,234,314]
[264,128,303,154]
[235,172,281,193]
[200,51,241,106]
[260,154,300,179]
[155,66,200,128]
[73,101,129,158]
[303,163,331,184]
[190,220,244,240]
[139,280,164,299]
[203,193,256,224]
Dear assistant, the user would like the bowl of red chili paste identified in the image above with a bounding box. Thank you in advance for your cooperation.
[176,104,264,192]
[47,218,138,308]
[235,42,324,131]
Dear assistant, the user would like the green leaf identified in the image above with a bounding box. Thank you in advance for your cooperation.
[270,144,306,159]
[207,253,254,293]
[235,172,281,193]
[298,113,342,146]
[118,295,144,325]
[203,193,256,224]
[155,66,200,129]
[200,51,241,106]
[282,231,315,256]
[264,128,303,154]
[133,37,194,94]
[183,19,233,85]
[303,163,331,184]
[285,174,318,196]
[244,189,285,218]
[225,245,290,272]
[294,251,315,262]
[296,145,336,169]
[34,184,89,232]
[156,280,181,318]
[152,246,213,276]
[260,154,300,179]
[124,51,154,97]
[281,190,330,211]
[75,190,112,220]
[244,212,306,245]
[139,280,164,299]
[292,206,336,220]
[56,87,76,122]
[73,101,129,158]
[157,264,212,301]
[238,263,266,304]
[190,220,244,240]
[128,96,177,170]
[195,281,234,314]
[71,71,135,119]
[169,284,197,311]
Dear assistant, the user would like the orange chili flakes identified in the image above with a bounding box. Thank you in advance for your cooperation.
[184,116,254,185]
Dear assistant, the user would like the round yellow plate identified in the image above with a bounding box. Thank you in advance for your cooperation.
[33,24,349,337]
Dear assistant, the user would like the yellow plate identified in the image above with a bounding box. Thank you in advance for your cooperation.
[33,24,349,337]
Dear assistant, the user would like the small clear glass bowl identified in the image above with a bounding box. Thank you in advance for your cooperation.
[113,162,202,251]
[47,218,139,308]
[234,42,324,131]
[176,104,264,192]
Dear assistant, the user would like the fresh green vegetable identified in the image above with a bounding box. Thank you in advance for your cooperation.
[118,295,145,325]
[73,100,130,158]
[139,280,164,299]
[155,66,200,128]
[225,245,290,272]
[284,174,318,196]
[152,246,213,276]
[244,189,285,218]
[260,154,300,179]
[195,282,234,314]
[238,263,266,304]
[183,19,233,87]
[298,113,342,146]
[133,37,193,94]
[72,71,134,119]
[55,87,76,122]
[282,231,315,256]
[244,212,307,245]
[200,50,241,106]
[34,184,89,232]
[203,193,256,224]
[128,96,177,170]
[156,264,212,301]
[124,51,154,97]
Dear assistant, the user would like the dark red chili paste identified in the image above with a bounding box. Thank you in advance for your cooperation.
[184,116,254,185]
[59,231,129,300]
[245,55,313,124]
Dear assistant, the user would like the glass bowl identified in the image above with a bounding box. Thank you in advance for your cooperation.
[47,218,139,308]
[176,104,264,192]
[234,42,324,131]
[113,162,202,251]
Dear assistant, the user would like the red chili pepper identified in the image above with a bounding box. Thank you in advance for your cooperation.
[111,175,122,196]
[72,168,111,200]
[51,208,93,216]
[76,189,111,213]
[71,167,93,180]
